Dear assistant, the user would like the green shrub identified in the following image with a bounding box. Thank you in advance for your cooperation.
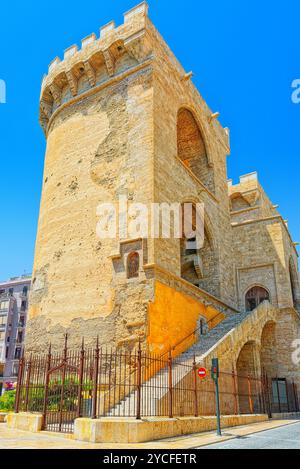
[0,390,16,412]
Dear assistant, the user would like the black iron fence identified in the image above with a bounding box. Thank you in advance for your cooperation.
[15,337,299,433]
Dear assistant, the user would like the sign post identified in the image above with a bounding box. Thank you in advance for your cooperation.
[211,358,222,436]
[198,367,207,379]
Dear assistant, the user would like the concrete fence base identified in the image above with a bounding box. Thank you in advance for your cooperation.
[74,414,268,444]
[5,413,268,443]
[0,413,7,423]
[6,413,43,433]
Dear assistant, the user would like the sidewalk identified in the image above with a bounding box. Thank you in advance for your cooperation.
[0,418,299,449]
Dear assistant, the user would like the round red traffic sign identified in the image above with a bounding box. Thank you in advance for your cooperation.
[198,367,207,379]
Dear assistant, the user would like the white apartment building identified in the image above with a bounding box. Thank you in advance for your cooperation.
[0,275,31,393]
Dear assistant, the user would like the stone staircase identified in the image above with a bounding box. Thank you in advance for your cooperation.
[108,309,253,417]
[180,309,252,361]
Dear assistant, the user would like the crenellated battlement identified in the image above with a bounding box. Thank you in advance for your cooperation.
[39,0,229,151]
[39,2,151,134]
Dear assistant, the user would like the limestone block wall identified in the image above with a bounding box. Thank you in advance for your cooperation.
[229,173,279,224]
[281,224,300,312]
[26,2,299,355]
[27,2,239,351]
[147,19,236,306]
[232,217,298,311]
[27,7,156,351]
[274,308,300,384]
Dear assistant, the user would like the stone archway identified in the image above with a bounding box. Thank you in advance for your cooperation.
[245,286,270,312]
[177,108,215,193]
[236,341,261,414]
[180,203,219,297]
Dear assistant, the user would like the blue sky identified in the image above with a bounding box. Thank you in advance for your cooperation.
[0,0,299,280]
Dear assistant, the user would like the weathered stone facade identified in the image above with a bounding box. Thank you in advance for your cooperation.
[26,0,300,393]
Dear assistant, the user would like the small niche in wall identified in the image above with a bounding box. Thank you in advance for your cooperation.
[127,252,140,279]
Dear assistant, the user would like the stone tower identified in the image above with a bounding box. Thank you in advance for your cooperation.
[27,2,238,352]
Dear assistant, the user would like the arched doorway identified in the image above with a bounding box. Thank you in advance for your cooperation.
[177,108,215,193]
[245,286,270,312]
[236,341,261,414]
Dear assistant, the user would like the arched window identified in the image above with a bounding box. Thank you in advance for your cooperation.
[245,286,270,312]
[177,109,214,193]
[127,252,140,279]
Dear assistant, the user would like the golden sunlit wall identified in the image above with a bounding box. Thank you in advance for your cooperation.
[148,281,224,356]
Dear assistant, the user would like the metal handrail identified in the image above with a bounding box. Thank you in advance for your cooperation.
[100,311,226,414]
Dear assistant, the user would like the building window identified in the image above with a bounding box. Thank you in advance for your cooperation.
[21,300,27,312]
[8,288,14,296]
[13,363,19,377]
[0,290,5,296]
[22,286,28,297]
[0,301,9,310]
[14,348,21,360]
[19,316,25,327]
[245,286,270,312]
[0,316,7,326]
[127,252,140,279]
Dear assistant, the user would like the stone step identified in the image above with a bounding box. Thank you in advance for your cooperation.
[108,310,253,416]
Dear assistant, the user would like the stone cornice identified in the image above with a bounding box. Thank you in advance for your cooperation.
[230,205,260,216]
[143,262,239,313]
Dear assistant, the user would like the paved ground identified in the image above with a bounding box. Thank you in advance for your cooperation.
[201,420,300,449]
[0,419,299,449]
